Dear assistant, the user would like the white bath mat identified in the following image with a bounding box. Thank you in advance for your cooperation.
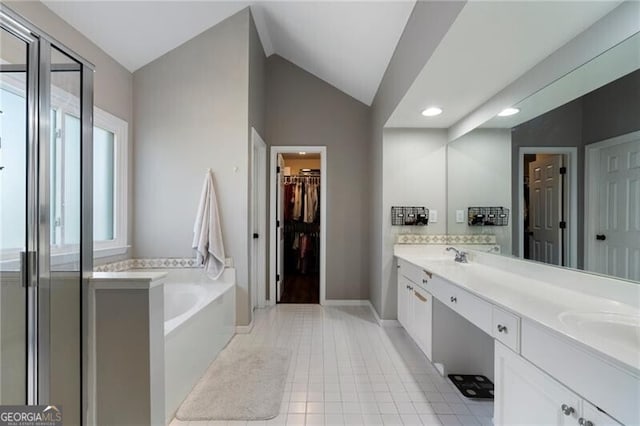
[175,346,290,421]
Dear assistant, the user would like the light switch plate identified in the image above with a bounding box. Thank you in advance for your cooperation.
[456,210,465,223]
[430,210,438,223]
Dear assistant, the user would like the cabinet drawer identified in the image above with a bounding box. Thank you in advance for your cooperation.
[398,258,421,285]
[456,289,492,335]
[426,276,492,335]
[423,274,451,304]
[492,307,520,353]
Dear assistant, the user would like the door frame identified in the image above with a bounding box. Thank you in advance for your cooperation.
[250,128,267,309]
[584,130,640,272]
[269,146,327,305]
[518,147,578,268]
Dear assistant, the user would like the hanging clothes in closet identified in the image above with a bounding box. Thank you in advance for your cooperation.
[283,175,320,275]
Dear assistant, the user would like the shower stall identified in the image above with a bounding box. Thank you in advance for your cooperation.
[0,5,93,425]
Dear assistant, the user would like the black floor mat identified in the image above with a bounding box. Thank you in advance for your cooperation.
[447,374,494,399]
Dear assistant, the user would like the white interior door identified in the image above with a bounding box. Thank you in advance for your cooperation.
[528,155,564,265]
[592,137,640,281]
[276,154,285,302]
[250,129,267,310]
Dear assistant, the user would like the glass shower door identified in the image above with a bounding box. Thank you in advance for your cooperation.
[0,22,30,405]
[1,7,94,423]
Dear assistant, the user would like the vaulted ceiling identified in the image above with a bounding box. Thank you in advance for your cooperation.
[42,1,416,105]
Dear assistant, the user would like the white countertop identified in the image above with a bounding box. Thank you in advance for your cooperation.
[90,271,167,289]
[394,245,640,373]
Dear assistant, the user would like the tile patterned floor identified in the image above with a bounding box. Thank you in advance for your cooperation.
[171,304,493,426]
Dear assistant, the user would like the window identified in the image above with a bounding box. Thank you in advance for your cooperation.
[49,105,128,258]
[0,75,128,262]
[92,109,128,256]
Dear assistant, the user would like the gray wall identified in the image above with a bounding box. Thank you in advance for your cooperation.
[6,1,134,265]
[511,69,640,267]
[133,9,256,325]
[265,55,371,300]
[369,1,466,319]
[382,128,448,319]
[248,12,267,306]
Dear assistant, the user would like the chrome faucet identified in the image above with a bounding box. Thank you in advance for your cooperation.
[446,247,468,263]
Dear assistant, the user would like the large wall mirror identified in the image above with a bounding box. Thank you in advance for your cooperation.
[447,31,640,283]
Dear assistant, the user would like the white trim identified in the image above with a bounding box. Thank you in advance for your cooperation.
[585,130,640,272]
[235,318,254,334]
[250,129,268,311]
[518,147,578,268]
[366,301,401,328]
[93,108,129,258]
[323,299,370,306]
[269,146,327,306]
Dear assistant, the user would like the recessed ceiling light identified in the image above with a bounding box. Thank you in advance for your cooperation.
[421,107,443,117]
[299,152,306,155]
[498,107,520,117]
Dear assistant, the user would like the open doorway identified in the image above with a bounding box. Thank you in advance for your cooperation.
[270,147,326,305]
[519,148,577,268]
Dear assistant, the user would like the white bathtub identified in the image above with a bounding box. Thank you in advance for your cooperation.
[148,267,236,422]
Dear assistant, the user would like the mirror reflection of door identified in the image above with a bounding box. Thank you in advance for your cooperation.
[586,134,640,281]
[524,154,567,266]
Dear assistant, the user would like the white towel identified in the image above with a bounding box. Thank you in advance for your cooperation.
[192,169,226,279]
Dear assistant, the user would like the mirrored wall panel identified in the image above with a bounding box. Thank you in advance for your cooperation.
[447,32,640,283]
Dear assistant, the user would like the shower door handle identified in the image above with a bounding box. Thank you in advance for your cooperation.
[20,251,37,288]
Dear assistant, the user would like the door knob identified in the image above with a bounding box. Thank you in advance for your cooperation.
[561,404,574,416]
[596,234,606,241]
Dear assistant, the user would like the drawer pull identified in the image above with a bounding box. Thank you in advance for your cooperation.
[497,324,508,333]
[423,269,433,279]
[450,296,457,303]
[561,404,574,416]
[408,286,413,290]
[414,291,427,302]
[578,418,593,426]
[422,279,428,284]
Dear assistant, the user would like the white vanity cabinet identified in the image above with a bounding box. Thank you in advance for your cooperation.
[397,260,433,360]
[495,342,621,426]
[394,248,640,426]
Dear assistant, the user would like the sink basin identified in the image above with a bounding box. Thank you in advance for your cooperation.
[559,311,640,350]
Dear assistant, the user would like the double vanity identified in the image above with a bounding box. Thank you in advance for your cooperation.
[394,244,640,426]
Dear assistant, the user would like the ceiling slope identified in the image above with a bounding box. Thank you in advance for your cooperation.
[42,1,415,106]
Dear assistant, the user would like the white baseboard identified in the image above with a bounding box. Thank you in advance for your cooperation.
[235,318,254,334]
[366,301,401,328]
[323,299,370,306]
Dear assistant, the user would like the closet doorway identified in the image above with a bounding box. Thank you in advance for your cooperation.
[269,147,326,305]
